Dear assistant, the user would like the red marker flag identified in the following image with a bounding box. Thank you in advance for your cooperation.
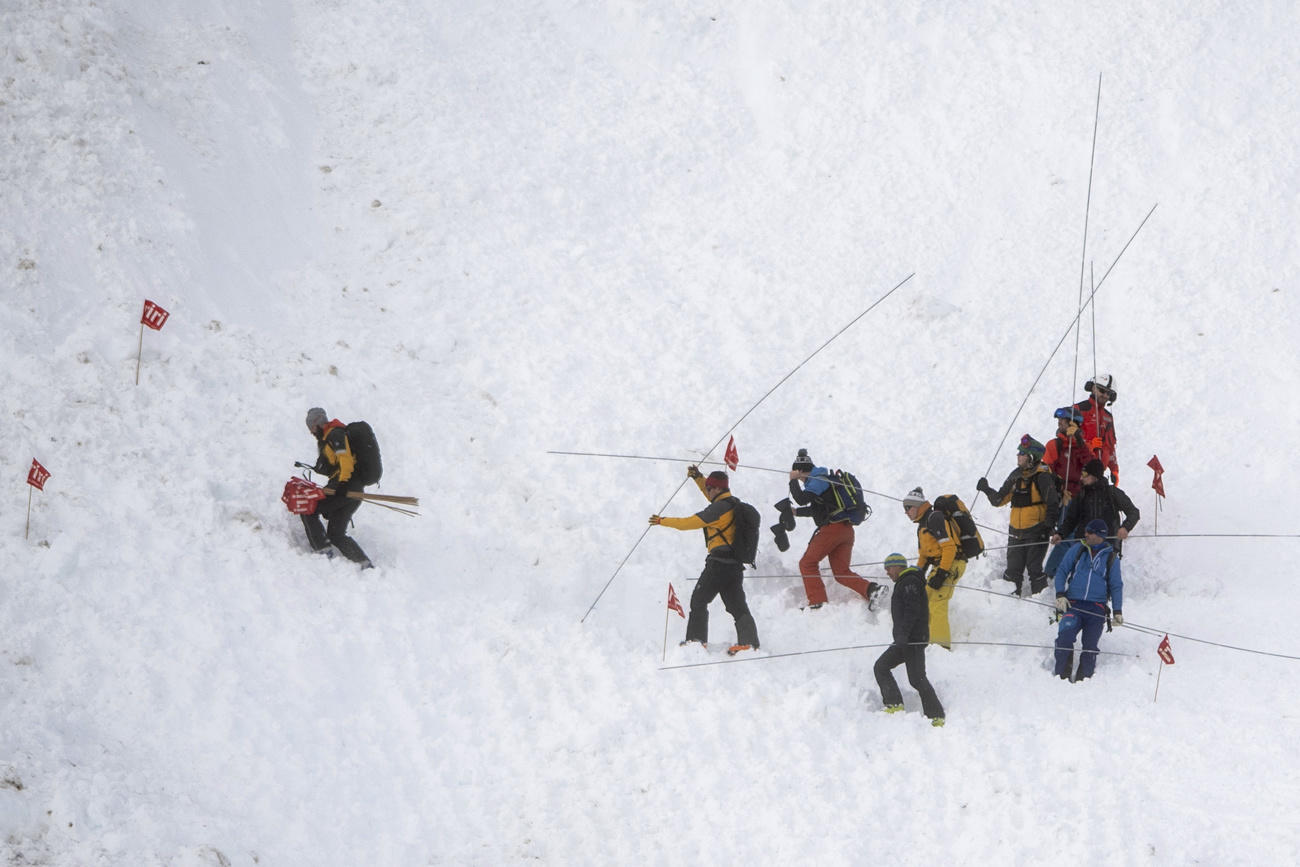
[141,299,170,331]
[1157,634,1175,665]
[724,436,739,471]
[1147,455,1165,498]
[281,477,328,515]
[27,458,50,491]
[667,583,686,619]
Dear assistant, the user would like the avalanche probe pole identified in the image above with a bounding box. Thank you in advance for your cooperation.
[976,204,1156,495]
[579,272,915,624]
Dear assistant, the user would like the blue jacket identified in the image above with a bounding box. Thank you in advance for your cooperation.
[1055,539,1123,612]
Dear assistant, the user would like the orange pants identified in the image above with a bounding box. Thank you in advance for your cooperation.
[799,522,872,605]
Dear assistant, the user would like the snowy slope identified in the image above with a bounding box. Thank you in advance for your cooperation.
[3,1,1299,864]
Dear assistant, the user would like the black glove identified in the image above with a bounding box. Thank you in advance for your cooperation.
[977,477,991,493]
[770,523,790,552]
[687,465,702,480]
[928,569,950,590]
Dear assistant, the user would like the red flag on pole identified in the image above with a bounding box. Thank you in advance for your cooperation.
[1147,455,1165,498]
[667,583,686,619]
[724,436,739,471]
[1157,634,1175,665]
[141,299,170,331]
[27,458,50,491]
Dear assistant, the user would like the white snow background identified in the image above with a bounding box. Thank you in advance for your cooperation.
[3,1,1299,864]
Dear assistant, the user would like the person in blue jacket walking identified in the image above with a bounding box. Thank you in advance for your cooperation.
[1053,518,1124,681]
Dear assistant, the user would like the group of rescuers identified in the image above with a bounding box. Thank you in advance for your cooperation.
[649,375,1137,724]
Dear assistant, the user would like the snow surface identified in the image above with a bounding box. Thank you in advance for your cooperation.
[3,1,1300,864]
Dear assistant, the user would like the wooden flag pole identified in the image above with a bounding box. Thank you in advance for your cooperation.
[25,486,33,540]
[662,599,671,662]
[135,321,145,385]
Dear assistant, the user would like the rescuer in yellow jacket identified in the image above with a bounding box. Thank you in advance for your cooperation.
[302,407,372,568]
[902,486,963,650]
[650,467,759,655]
[977,434,1061,596]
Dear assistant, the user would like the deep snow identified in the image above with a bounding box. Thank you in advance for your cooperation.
[3,1,1299,864]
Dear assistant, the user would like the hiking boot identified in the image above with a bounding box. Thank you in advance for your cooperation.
[360,559,375,570]
[883,704,904,714]
[804,602,824,611]
[726,644,755,656]
[931,717,946,727]
[774,498,797,531]
[679,639,707,648]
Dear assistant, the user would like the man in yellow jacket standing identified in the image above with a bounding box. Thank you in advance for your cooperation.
[977,434,1061,596]
[903,487,963,650]
[650,467,759,655]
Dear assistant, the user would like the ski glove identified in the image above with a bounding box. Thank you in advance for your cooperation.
[686,465,702,480]
[1113,612,1124,626]
[649,515,663,525]
[928,569,950,590]
[976,477,992,493]
[1055,595,1069,614]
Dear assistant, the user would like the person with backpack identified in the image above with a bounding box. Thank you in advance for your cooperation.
[1043,406,1092,504]
[785,449,882,610]
[1053,519,1124,681]
[902,487,970,650]
[1046,457,1141,576]
[874,553,945,725]
[1072,373,1120,485]
[302,407,377,568]
[649,467,760,656]
[977,434,1061,596]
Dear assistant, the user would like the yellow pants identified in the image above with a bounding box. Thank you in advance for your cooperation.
[926,559,966,649]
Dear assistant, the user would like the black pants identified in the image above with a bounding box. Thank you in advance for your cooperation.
[685,557,758,647]
[874,643,944,719]
[301,493,370,564]
[1003,528,1049,590]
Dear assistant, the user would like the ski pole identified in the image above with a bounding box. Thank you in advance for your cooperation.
[975,202,1156,500]
[579,273,915,623]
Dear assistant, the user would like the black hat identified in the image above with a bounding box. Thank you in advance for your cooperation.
[792,448,814,472]
[1082,458,1106,479]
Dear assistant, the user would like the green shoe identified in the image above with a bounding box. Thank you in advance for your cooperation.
[883,704,904,714]
[931,717,945,727]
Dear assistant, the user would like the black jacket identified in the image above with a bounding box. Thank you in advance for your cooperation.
[1057,479,1140,547]
[890,567,930,646]
[789,478,831,527]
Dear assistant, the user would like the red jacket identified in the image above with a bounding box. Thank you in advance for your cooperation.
[1072,397,1119,484]
[1044,430,1092,500]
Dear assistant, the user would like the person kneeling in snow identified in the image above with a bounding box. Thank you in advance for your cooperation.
[649,467,759,656]
[874,553,945,725]
[1053,519,1123,681]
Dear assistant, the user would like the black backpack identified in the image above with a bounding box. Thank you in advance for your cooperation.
[725,497,761,568]
[827,469,871,525]
[932,494,984,559]
[346,421,383,487]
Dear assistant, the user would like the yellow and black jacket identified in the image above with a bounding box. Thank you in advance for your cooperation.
[313,419,357,488]
[912,503,961,574]
[657,476,738,557]
[986,464,1061,532]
